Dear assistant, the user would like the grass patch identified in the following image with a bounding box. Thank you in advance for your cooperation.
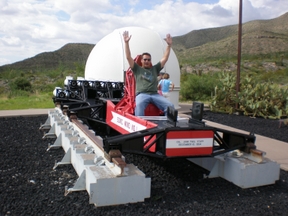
[0,93,54,110]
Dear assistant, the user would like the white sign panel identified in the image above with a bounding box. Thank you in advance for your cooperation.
[166,138,213,149]
[111,111,147,133]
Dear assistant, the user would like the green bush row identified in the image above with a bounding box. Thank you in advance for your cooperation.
[210,72,288,119]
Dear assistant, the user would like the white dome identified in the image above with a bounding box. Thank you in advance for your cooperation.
[85,26,180,108]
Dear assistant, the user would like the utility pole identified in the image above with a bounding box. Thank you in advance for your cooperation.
[236,0,243,109]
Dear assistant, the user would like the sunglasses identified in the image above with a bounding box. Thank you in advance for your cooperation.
[143,59,151,61]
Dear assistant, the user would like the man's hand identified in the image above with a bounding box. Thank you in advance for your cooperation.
[160,33,172,67]
[123,31,132,43]
[123,30,134,68]
[165,34,172,46]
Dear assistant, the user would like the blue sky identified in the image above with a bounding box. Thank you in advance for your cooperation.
[0,0,287,66]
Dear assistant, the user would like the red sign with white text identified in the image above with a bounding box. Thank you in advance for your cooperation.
[166,130,214,157]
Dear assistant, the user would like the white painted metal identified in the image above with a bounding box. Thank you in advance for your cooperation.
[44,108,151,207]
[84,26,181,109]
[187,151,280,188]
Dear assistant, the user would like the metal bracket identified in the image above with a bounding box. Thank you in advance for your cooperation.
[47,133,63,151]
[53,148,71,169]
[65,170,86,196]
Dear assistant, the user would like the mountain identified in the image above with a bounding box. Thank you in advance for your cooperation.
[0,12,288,72]
[0,43,95,72]
[174,12,288,49]
[172,12,288,62]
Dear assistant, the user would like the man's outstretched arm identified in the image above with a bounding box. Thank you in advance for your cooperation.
[123,31,135,69]
[160,33,172,68]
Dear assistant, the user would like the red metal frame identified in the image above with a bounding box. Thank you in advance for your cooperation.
[106,100,157,135]
[106,100,158,152]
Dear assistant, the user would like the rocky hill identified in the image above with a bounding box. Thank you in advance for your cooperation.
[172,12,288,60]
[0,43,94,72]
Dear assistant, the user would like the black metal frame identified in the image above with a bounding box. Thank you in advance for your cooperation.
[101,124,255,158]
[52,78,256,159]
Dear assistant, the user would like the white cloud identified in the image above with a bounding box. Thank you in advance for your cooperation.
[1,36,21,46]
[0,0,287,66]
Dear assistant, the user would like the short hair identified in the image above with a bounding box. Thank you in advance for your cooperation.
[163,73,170,79]
[141,52,151,58]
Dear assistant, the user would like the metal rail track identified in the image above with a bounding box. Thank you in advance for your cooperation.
[40,108,150,207]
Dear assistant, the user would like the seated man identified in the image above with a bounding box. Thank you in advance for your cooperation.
[122,30,174,116]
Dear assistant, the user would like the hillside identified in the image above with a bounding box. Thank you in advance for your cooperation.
[0,12,288,73]
[172,12,288,64]
[0,43,95,72]
[173,12,288,49]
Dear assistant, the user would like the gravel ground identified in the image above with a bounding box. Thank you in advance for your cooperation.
[203,111,288,143]
[1,112,288,216]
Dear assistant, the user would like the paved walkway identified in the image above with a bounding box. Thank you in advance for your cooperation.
[204,120,288,171]
[1,108,287,171]
[0,109,51,117]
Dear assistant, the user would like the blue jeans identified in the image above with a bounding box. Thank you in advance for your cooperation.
[135,93,174,116]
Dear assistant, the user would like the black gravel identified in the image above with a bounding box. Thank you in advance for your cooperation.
[1,112,288,216]
[203,110,288,143]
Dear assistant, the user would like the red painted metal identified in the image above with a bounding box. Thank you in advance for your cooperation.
[114,56,140,115]
[165,130,214,157]
[106,100,158,134]
[106,100,158,152]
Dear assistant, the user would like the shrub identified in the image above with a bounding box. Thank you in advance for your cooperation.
[0,86,6,95]
[210,72,238,114]
[10,78,32,91]
[210,72,288,119]
[180,73,218,101]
